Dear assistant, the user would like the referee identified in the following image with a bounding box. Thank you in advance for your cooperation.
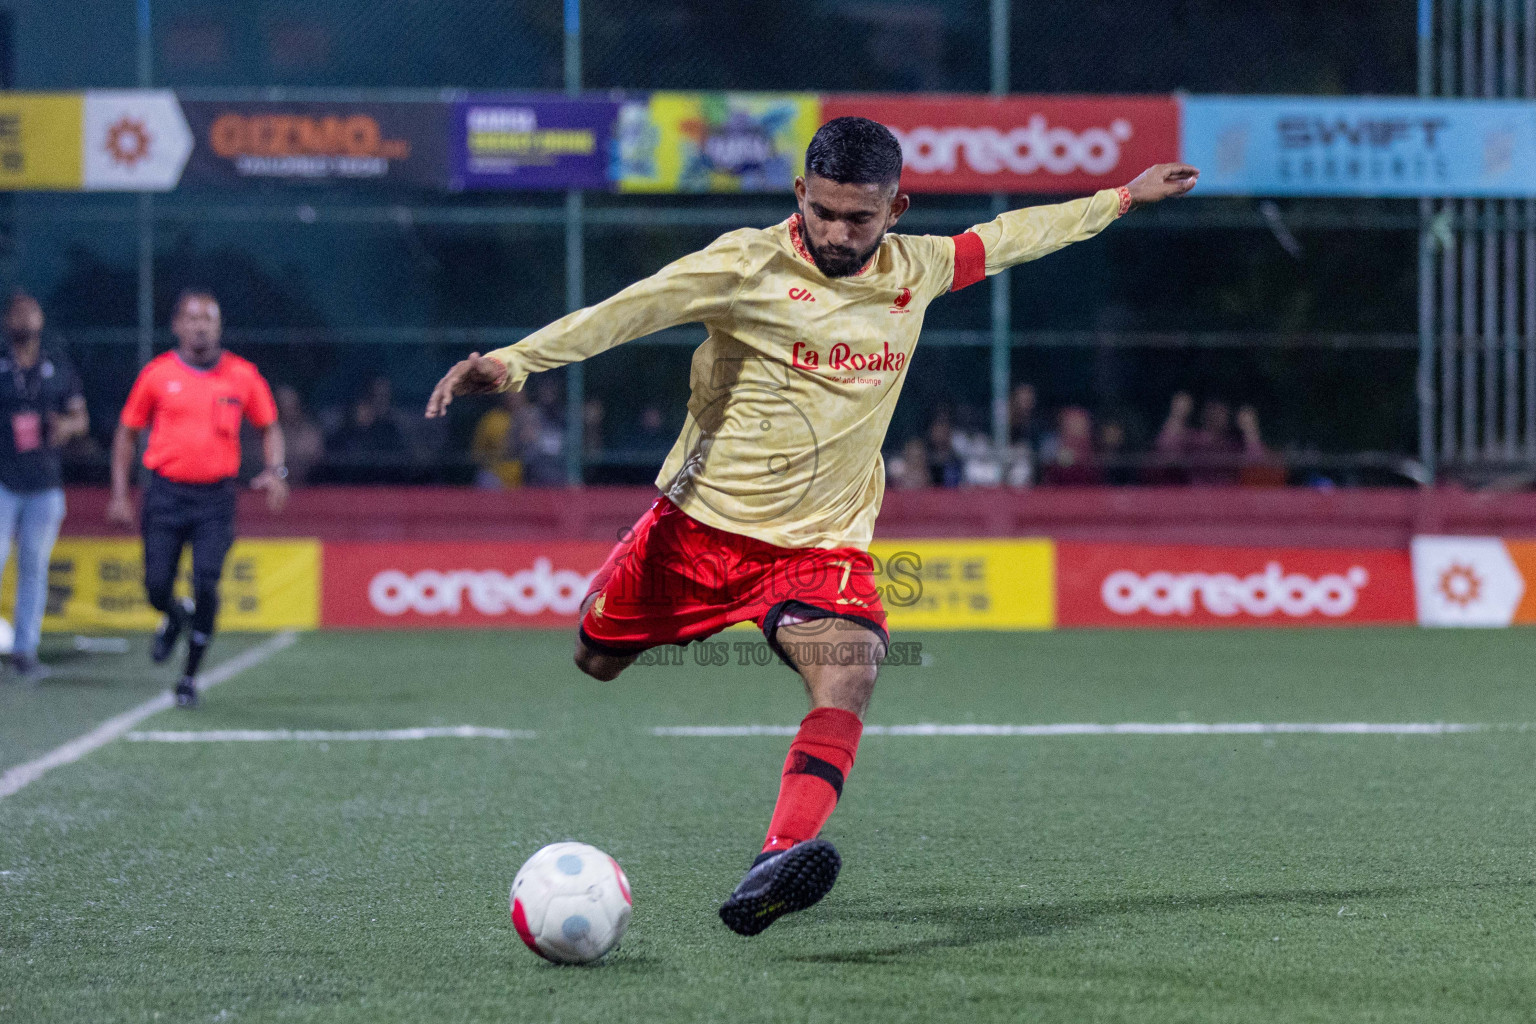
[106,290,288,707]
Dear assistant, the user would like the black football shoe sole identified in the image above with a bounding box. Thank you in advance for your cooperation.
[718,839,841,937]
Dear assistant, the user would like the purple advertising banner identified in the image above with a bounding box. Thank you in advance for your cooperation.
[451,95,617,190]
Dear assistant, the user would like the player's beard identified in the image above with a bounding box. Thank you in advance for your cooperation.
[798,221,882,279]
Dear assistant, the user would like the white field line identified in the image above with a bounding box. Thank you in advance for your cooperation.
[125,726,532,743]
[0,630,299,800]
[651,722,1523,738]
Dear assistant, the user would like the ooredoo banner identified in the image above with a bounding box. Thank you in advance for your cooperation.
[322,541,610,628]
[179,100,450,188]
[1056,542,1415,628]
[821,94,1180,194]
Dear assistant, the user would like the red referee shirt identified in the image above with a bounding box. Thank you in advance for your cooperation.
[119,351,278,484]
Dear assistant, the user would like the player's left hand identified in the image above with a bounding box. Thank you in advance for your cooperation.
[252,470,289,512]
[1124,163,1199,208]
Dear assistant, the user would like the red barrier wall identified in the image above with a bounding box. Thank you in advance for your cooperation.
[61,485,1536,547]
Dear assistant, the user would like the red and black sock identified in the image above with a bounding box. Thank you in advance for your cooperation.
[761,707,863,855]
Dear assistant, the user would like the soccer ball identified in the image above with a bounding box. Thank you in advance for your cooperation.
[510,841,632,964]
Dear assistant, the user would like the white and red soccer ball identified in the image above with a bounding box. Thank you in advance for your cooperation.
[510,842,632,964]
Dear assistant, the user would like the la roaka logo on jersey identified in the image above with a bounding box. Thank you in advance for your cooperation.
[792,341,907,372]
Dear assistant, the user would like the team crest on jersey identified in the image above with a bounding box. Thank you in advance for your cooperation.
[890,287,912,313]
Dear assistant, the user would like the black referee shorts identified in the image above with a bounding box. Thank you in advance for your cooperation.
[140,472,237,616]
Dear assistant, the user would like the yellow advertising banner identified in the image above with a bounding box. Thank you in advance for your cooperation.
[0,537,320,631]
[618,92,819,193]
[0,93,84,190]
[869,538,1056,630]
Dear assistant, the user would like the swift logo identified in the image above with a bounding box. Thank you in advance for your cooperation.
[788,287,816,302]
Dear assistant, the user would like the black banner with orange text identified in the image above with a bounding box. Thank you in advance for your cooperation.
[178,100,450,188]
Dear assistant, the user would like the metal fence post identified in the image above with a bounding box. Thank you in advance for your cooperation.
[563,0,585,485]
[988,0,1011,456]
[135,0,154,368]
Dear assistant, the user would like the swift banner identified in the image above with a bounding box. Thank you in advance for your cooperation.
[0,538,319,631]
[869,539,1055,630]
[451,95,616,190]
[822,94,1179,194]
[322,541,610,628]
[1056,543,1415,628]
[1182,96,1536,197]
[179,100,449,187]
[617,92,820,193]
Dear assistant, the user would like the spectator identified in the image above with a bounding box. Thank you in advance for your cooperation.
[583,397,605,459]
[885,436,930,490]
[1039,406,1103,485]
[1097,416,1134,486]
[521,377,567,485]
[1007,382,1045,456]
[327,380,409,481]
[631,405,670,456]
[1235,405,1285,485]
[470,389,531,489]
[275,385,324,486]
[0,293,86,680]
[925,410,962,487]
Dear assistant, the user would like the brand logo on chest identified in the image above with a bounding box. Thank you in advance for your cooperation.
[791,340,907,372]
[788,287,816,302]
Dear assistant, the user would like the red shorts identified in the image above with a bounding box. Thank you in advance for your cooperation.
[579,496,888,664]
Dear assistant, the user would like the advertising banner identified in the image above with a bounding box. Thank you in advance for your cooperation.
[1056,543,1415,628]
[451,95,617,191]
[822,94,1180,194]
[0,538,319,632]
[1182,96,1536,197]
[0,93,83,190]
[868,539,1055,630]
[617,92,820,193]
[179,100,449,187]
[322,541,610,628]
[1410,535,1536,626]
[82,90,192,191]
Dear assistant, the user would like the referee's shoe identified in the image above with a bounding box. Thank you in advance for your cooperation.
[173,675,198,708]
[152,597,194,664]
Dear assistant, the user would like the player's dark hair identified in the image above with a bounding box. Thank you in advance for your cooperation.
[173,288,219,318]
[804,117,903,191]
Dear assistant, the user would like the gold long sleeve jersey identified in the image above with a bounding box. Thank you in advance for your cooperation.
[485,186,1128,551]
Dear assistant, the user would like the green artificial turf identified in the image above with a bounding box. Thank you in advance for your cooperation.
[3,627,1536,1023]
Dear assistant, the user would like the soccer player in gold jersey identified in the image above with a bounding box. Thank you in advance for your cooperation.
[427,117,1198,935]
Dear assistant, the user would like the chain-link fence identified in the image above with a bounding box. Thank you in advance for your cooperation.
[1,0,1434,489]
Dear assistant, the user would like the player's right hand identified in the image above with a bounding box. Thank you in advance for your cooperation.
[105,493,135,529]
[425,352,509,418]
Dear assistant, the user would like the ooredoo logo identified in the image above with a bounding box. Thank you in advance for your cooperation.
[368,558,597,617]
[1100,563,1371,619]
[895,117,1134,178]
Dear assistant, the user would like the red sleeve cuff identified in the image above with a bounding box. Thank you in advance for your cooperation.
[1116,186,1132,217]
[950,231,986,292]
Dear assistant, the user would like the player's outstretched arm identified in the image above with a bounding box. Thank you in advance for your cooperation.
[1122,163,1200,209]
[423,234,747,418]
[425,353,509,419]
[958,162,1200,281]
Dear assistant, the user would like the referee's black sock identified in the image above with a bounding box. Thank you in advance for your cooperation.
[184,589,218,679]
[184,632,211,679]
